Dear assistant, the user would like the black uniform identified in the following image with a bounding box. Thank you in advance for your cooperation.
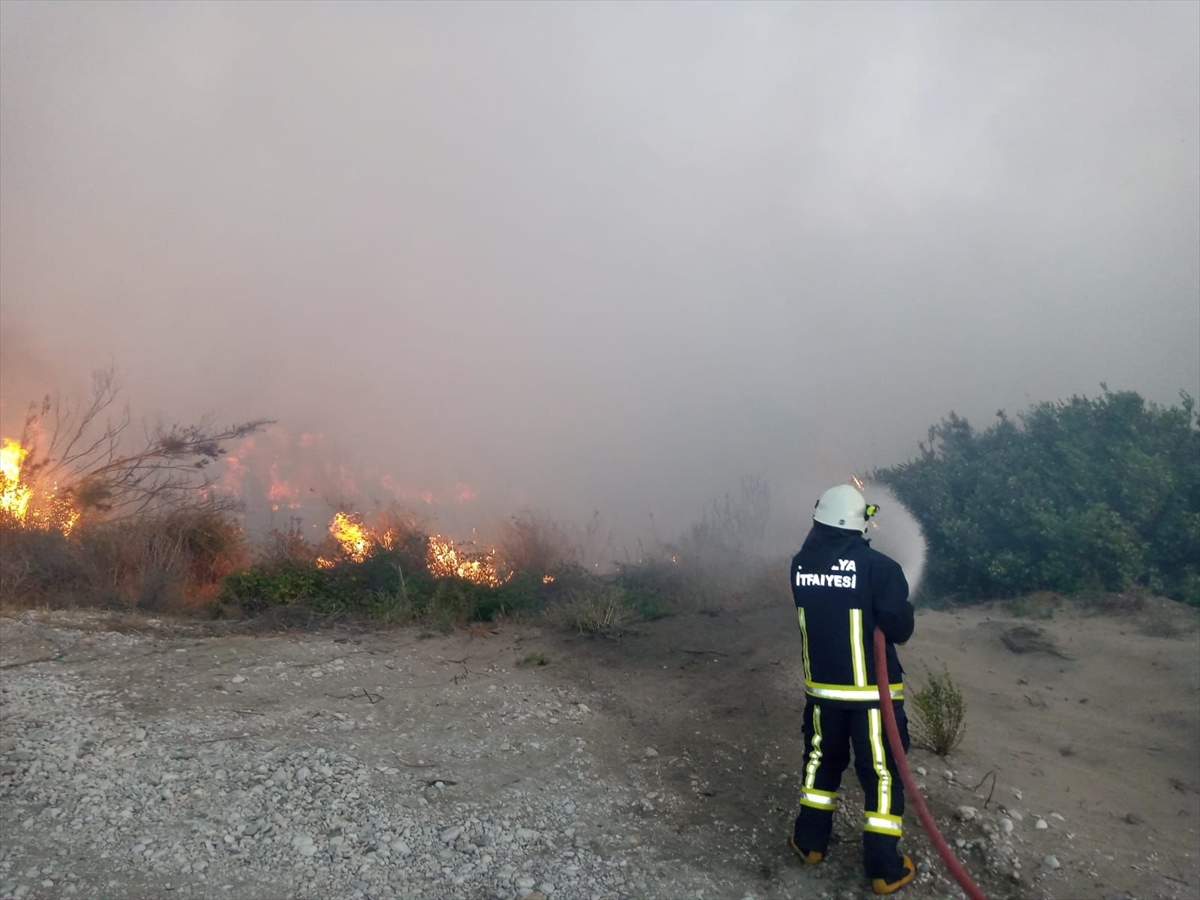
[790,521,915,882]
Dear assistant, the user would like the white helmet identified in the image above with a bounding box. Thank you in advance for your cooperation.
[813,484,879,533]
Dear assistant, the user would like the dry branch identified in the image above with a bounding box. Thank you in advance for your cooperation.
[12,365,273,520]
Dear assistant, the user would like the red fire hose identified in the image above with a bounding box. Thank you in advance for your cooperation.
[873,627,988,900]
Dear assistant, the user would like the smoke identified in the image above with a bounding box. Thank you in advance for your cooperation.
[1,2,1197,549]
[861,484,927,598]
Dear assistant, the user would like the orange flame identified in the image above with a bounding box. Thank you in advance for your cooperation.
[426,535,509,587]
[315,509,518,589]
[1,439,33,520]
[1,437,79,534]
[329,511,373,562]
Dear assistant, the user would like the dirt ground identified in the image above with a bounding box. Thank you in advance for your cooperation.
[1,595,1198,900]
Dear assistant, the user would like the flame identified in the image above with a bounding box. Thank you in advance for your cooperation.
[850,474,866,491]
[329,511,373,562]
[1,439,33,519]
[0,437,79,534]
[542,574,555,584]
[426,535,509,587]
[267,464,301,513]
[315,509,518,589]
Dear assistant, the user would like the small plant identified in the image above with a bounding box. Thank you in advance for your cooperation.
[516,652,549,667]
[556,587,640,638]
[1004,592,1059,620]
[910,665,967,756]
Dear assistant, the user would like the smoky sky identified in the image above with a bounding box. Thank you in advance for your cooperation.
[2,1,1198,539]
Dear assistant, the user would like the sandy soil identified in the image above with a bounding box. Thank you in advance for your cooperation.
[1,595,1197,900]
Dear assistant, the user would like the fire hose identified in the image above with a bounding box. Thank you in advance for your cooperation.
[873,626,988,900]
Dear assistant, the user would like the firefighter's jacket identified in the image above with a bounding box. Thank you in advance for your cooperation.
[790,522,914,708]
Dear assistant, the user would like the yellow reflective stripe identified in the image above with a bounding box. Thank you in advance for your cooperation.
[805,682,905,701]
[803,705,823,790]
[864,815,903,836]
[850,608,866,687]
[868,708,891,816]
[800,788,837,808]
[798,609,812,683]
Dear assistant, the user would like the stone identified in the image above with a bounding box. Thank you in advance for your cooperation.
[644,747,659,758]
[955,806,978,822]
[1043,855,1060,870]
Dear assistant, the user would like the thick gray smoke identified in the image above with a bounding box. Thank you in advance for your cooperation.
[1,2,1197,546]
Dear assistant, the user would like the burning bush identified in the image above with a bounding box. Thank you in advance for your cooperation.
[3,368,270,524]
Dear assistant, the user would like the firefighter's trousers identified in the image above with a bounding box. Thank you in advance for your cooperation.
[793,700,910,881]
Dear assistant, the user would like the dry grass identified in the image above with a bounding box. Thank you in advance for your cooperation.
[552,588,640,639]
[496,510,579,579]
[0,510,247,613]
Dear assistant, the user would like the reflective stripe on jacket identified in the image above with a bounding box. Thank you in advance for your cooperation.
[792,522,914,708]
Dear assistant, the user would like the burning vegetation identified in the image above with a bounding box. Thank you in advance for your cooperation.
[310,508,512,588]
[0,437,80,535]
[1,366,774,631]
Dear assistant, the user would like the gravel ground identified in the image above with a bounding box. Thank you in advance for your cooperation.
[0,618,700,900]
[1,605,1196,900]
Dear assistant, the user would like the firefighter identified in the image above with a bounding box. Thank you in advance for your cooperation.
[788,483,917,895]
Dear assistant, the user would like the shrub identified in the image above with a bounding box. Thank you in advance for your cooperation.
[875,388,1200,603]
[1003,592,1059,620]
[219,561,336,615]
[516,652,549,667]
[554,586,641,638]
[497,510,578,578]
[613,558,686,616]
[909,666,968,756]
[218,546,550,627]
[0,514,89,604]
[1,508,245,611]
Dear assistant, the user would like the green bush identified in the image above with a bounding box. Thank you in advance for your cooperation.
[910,666,968,756]
[875,388,1200,604]
[219,547,552,627]
[613,559,685,617]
